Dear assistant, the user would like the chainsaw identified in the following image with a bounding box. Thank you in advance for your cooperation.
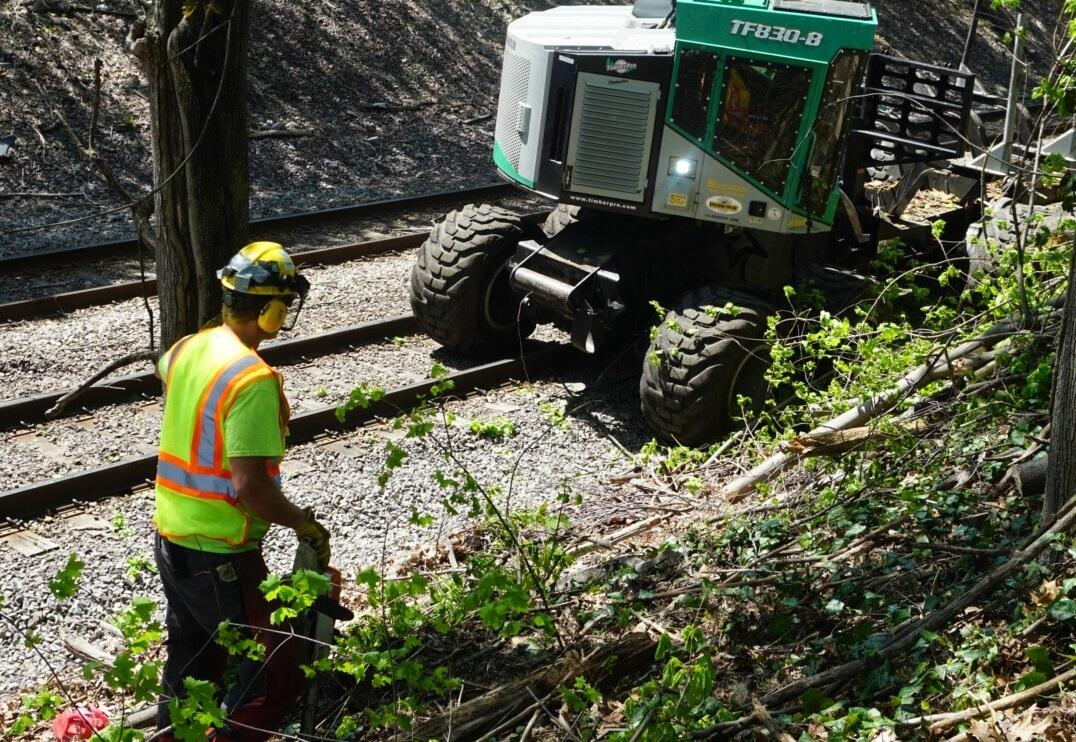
[292,540,353,736]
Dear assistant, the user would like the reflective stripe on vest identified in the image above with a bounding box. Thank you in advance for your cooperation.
[156,354,273,497]
[156,452,234,501]
[193,354,263,470]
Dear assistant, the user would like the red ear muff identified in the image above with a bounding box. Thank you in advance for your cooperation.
[258,299,288,333]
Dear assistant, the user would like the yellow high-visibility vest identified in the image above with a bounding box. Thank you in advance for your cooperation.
[153,326,288,553]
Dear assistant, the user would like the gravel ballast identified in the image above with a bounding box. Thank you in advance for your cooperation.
[0,250,419,399]
[0,355,650,697]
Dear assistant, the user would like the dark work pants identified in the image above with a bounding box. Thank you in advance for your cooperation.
[153,534,305,742]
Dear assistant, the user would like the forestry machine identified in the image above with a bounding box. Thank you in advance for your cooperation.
[409,0,987,445]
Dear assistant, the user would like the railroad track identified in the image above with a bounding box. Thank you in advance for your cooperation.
[0,194,544,323]
[0,313,419,428]
[0,183,518,273]
[0,232,427,322]
[0,343,572,519]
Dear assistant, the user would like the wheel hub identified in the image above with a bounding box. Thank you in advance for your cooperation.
[483,262,519,332]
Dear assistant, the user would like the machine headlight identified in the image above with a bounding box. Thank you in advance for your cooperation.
[669,157,698,178]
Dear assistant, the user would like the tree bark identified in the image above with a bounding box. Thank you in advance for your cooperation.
[1044,243,1076,521]
[131,0,250,349]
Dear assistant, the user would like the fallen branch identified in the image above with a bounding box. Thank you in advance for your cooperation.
[249,128,318,140]
[716,313,1048,503]
[752,698,796,742]
[781,420,926,457]
[898,665,1076,733]
[411,633,655,740]
[761,490,1076,708]
[45,350,157,418]
[60,626,114,666]
[566,513,676,559]
[775,515,908,565]
[900,539,1006,557]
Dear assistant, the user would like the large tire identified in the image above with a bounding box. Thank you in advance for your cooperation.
[409,204,537,356]
[797,264,875,315]
[541,204,597,238]
[640,285,774,446]
[962,197,1014,289]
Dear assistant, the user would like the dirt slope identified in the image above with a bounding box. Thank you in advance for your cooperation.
[0,0,1059,255]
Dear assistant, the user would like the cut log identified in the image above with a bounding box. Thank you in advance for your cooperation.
[411,633,655,740]
[782,420,926,457]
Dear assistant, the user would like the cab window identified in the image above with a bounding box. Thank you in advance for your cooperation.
[713,58,812,195]
[805,50,867,216]
[670,49,718,143]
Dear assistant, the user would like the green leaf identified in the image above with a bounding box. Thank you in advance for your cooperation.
[681,655,714,709]
[1050,598,1076,621]
[1013,669,1049,691]
[1026,645,1054,674]
[655,631,673,661]
[409,507,434,527]
[801,687,837,714]
[356,568,380,589]
[48,553,85,600]
[478,602,504,628]
[292,569,331,598]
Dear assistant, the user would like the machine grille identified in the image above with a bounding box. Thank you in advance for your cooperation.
[570,83,653,199]
[494,50,531,171]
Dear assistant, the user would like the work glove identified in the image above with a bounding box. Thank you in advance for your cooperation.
[296,507,331,569]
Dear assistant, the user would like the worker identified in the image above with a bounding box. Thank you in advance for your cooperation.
[151,242,331,741]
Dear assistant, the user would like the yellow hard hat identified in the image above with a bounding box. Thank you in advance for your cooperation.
[218,241,306,297]
[218,242,311,333]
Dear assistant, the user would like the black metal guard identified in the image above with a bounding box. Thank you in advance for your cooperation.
[850,53,976,167]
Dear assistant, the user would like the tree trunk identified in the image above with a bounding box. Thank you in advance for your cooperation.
[131,0,250,349]
[1044,242,1076,521]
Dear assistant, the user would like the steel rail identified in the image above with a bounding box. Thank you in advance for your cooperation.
[0,211,546,323]
[0,314,418,428]
[0,344,571,519]
[0,232,425,322]
[0,182,518,272]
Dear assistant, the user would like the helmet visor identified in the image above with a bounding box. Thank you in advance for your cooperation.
[280,274,310,331]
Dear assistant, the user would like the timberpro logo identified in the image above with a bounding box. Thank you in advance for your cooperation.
[606,58,637,74]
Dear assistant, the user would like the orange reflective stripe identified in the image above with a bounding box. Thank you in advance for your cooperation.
[157,450,228,478]
[188,349,252,466]
[221,366,273,420]
[164,334,196,390]
[154,475,234,503]
[212,365,274,466]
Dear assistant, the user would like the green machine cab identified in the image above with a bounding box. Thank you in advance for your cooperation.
[410,0,979,444]
[658,0,876,230]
